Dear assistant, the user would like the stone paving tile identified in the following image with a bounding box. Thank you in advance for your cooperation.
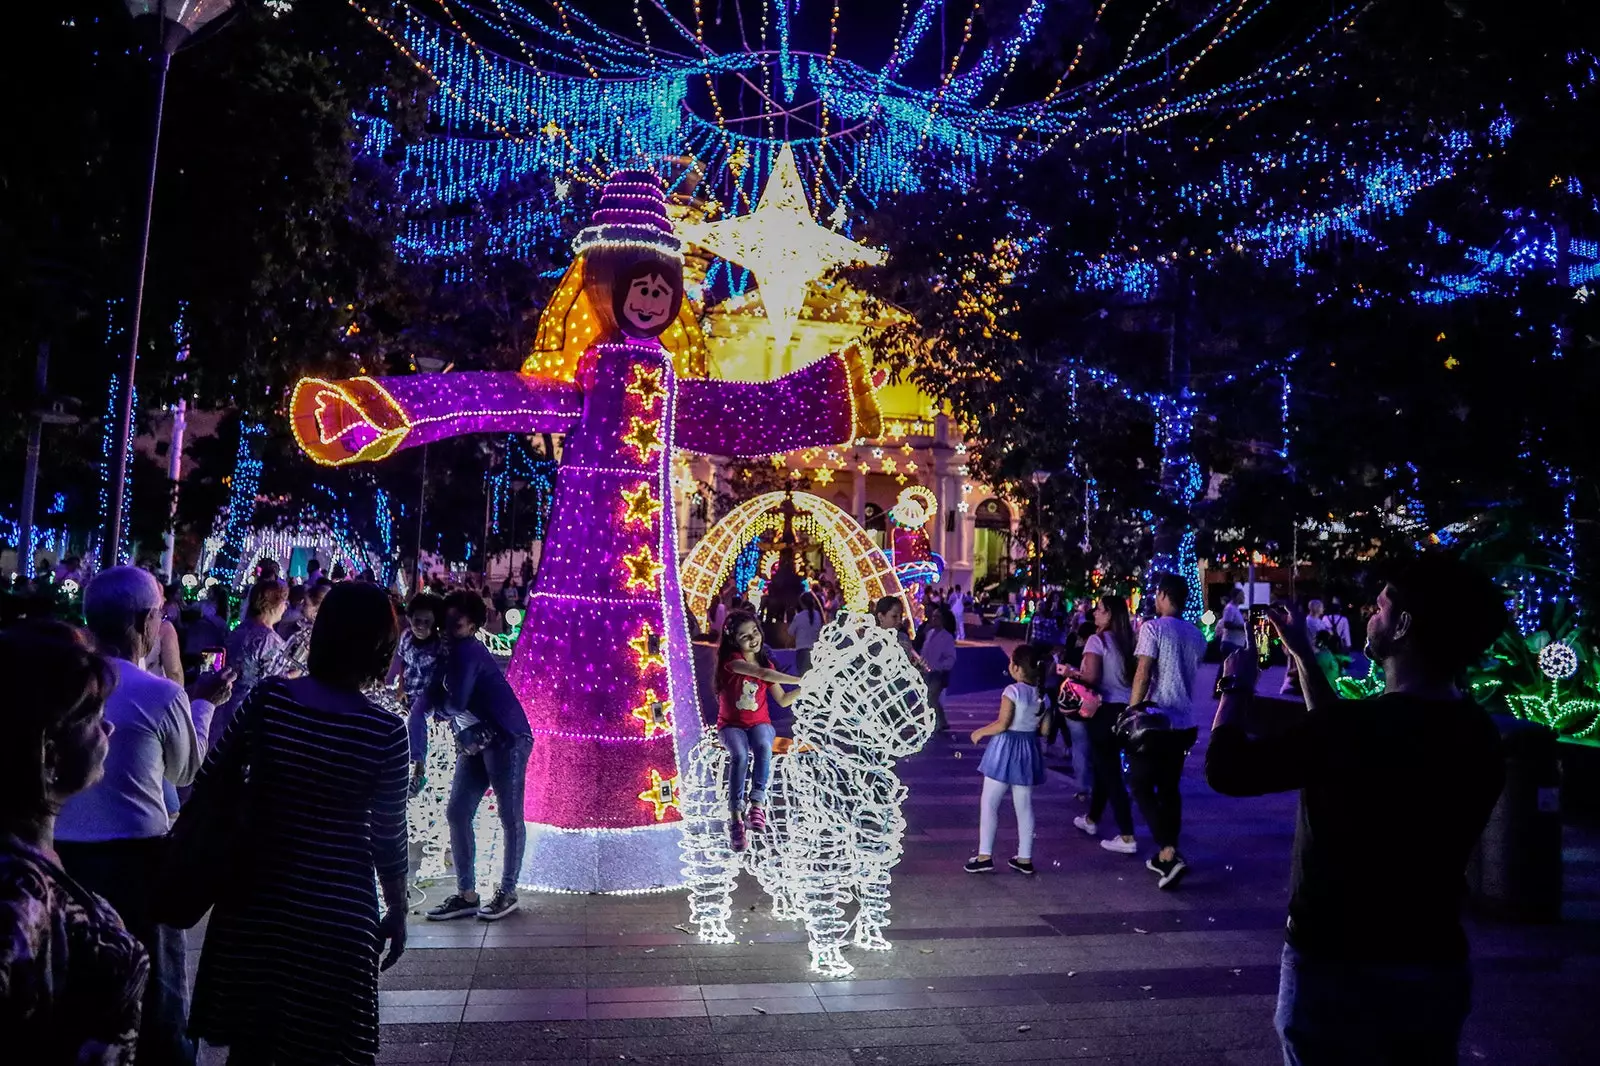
[344,672,1600,1063]
[375,1041,456,1063]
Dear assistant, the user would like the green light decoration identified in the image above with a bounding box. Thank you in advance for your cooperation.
[1466,603,1600,742]
[1335,660,1384,700]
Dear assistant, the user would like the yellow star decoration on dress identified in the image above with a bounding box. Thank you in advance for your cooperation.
[630,690,674,738]
[625,364,666,406]
[857,462,871,474]
[621,416,664,463]
[813,467,835,485]
[621,545,665,592]
[628,621,666,670]
[638,768,680,820]
[620,482,661,528]
[678,144,885,355]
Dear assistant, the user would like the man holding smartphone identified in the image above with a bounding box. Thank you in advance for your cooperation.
[1206,556,1507,1065]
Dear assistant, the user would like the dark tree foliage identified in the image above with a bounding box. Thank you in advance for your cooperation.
[857,0,1600,603]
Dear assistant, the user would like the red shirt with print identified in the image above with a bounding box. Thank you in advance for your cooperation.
[717,661,772,729]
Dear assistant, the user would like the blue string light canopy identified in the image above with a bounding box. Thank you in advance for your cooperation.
[350,0,1356,266]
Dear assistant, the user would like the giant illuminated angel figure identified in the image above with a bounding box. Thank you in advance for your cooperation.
[289,171,880,891]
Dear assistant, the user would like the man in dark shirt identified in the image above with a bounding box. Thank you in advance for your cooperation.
[1206,555,1507,1066]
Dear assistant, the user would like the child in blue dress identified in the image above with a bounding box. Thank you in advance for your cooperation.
[966,644,1049,874]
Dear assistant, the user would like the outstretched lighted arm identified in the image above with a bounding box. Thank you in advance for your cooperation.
[290,371,583,466]
[673,343,882,457]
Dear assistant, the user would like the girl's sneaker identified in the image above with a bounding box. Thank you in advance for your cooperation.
[1008,858,1036,875]
[1100,836,1138,854]
[730,817,748,852]
[747,804,768,831]
[963,856,995,873]
[478,890,519,921]
[1072,815,1098,837]
[426,893,479,921]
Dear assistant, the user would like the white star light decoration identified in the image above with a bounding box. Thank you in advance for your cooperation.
[679,145,885,355]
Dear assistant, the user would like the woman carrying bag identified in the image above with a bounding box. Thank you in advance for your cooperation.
[1062,596,1140,856]
[176,583,409,1066]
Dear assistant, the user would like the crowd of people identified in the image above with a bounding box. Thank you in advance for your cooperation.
[0,558,536,1065]
[1,549,1517,1066]
[961,557,1512,1065]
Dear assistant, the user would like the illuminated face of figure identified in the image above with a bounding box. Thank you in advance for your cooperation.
[617,271,677,337]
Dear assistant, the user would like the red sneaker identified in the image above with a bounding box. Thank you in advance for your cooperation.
[730,817,748,852]
[747,804,768,831]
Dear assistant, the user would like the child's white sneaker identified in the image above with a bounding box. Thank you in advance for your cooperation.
[1100,836,1138,855]
[1073,815,1097,837]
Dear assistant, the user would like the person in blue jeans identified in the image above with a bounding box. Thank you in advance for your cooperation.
[422,590,534,922]
[1207,555,1508,1065]
[715,612,802,852]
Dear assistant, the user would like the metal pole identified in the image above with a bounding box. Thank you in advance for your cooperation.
[413,443,429,592]
[18,342,49,579]
[160,396,186,579]
[107,46,172,565]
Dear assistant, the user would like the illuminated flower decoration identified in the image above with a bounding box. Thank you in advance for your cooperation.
[1539,641,1580,681]
[680,612,935,977]
[61,579,80,597]
[504,607,525,629]
[181,574,198,589]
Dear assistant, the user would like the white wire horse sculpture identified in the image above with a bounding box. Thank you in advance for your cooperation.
[680,611,935,977]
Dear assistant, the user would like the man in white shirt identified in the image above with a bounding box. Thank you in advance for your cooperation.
[1129,573,1208,890]
[1220,588,1250,653]
[947,584,967,641]
[56,566,233,1066]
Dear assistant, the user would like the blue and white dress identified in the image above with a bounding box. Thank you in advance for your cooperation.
[978,682,1047,786]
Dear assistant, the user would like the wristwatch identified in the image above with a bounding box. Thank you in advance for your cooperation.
[1216,674,1251,695]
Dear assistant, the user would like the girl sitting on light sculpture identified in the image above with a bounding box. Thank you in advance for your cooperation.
[715,612,803,852]
[966,644,1050,876]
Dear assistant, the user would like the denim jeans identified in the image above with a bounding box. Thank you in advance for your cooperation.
[1064,716,1094,794]
[56,837,193,1066]
[448,735,533,895]
[719,723,776,817]
[1276,943,1471,1065]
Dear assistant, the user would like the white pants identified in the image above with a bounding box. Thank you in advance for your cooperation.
[954,614,966,641]
[979,776,1035,860]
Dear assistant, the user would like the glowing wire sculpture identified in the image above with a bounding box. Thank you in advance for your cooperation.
[680,611,934,977]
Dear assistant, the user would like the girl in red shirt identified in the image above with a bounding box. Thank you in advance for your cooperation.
[715,612,803,852]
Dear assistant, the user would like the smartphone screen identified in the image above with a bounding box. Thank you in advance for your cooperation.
[201,648,226,673]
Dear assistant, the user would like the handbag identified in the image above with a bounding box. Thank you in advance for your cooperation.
[150,725,254,929]
[1113,702,1171,753]
[455,720,503,757]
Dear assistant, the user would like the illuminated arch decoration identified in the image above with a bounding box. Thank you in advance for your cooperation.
[681,492,907,626]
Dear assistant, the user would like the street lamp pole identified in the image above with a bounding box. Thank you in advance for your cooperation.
[106,43,170,565]
[107,1,236,565]
[1030,470,1050,608]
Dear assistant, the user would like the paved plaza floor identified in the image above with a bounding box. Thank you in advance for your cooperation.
[200,664,1600,1064]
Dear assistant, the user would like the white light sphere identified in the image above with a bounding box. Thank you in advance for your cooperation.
[1539,641,1579,681]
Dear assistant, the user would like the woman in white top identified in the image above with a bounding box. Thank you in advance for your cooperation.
[788,592,825,674]
[1063,595,1139,854]
[965,645,1048,875]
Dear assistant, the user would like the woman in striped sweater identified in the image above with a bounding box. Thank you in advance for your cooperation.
[187,583,410,1065]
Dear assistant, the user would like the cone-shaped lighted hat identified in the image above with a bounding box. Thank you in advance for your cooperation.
[571,170,683,260]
